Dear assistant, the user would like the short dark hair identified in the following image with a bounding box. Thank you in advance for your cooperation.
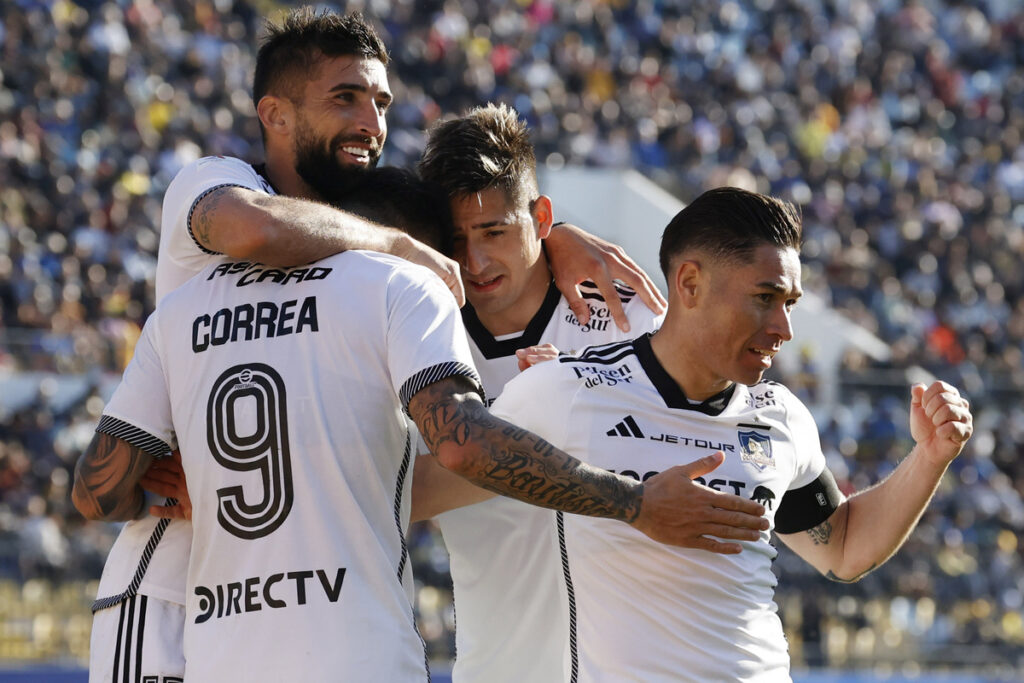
[418,103,539,209]
[659,187,802,277]
[328,166,452,253]
[253,8,388,109]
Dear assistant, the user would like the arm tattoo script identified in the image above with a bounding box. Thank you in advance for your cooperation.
[193,186,230,249]
[411,379,642,522]
[73,433,152,521]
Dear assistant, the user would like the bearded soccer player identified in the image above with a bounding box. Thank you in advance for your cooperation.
[479,187,972,681]
[82,9,663,682]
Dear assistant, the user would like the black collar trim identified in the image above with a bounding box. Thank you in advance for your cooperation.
[633,333,735,415]
[462,280,561,359]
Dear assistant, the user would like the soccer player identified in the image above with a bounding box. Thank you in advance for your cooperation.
[84,9,664,681]
[413,104,770,683]
[69,206,750,680]
[481,187,973,681]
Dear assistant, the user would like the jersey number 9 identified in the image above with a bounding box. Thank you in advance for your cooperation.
[207,363,294,539]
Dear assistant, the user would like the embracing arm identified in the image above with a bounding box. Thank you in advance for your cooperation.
[545,222,666,332]
[193,187,464,305]
[72,432,155,522]
[408,376,768,551]
[409,376,641,521]
[779,381,973,582]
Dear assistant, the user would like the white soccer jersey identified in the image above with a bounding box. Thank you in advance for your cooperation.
[95,155,273,611]
[98,250,481,681]
[436,281,661,683]
[489,333,829,683]
[155,155,275,301]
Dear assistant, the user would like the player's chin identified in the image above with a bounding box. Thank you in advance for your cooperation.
[736,366,768,386]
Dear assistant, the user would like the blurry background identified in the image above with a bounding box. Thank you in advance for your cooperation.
[0,0,1022,679]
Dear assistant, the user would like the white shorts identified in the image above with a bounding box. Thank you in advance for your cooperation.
[89,594,184,683]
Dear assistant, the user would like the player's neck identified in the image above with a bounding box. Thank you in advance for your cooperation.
[476,260,552,337]
[264,152,320,202]
[649,325,733,401]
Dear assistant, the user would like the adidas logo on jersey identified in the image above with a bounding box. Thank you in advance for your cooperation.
[606,415,644,438]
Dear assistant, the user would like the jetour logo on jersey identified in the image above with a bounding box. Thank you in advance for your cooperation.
[605,415,735,452]
[738,430,775,471]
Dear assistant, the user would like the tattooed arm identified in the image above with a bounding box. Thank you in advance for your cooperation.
[72,432,155,522]
[192,187,464,305]
[778,381,972,582]
[408,376,769,552]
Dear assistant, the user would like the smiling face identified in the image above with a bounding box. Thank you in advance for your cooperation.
[291,54,391,198]
[677,244,802,397]
[450,187,553,335]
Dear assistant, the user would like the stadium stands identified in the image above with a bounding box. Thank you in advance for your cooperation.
[0,0,1021,674]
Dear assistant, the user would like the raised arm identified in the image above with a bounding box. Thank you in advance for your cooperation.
[192,186,464,305]
[72,432,155,522]
[408,375,769,552]
[544,222,666,332]
[778,381,972,582]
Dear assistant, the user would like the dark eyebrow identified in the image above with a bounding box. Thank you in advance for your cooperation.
[327,82,394,105]
[757,282,803,297]
[468,221,506,230]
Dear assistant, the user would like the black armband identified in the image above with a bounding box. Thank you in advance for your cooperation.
[774,468,842,534]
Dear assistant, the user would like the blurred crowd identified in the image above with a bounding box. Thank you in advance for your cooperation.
[1,0,1022,672]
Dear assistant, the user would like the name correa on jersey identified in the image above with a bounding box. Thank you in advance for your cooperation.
[191,296,319,353]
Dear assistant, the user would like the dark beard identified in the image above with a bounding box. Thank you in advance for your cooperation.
[293,126,380,203]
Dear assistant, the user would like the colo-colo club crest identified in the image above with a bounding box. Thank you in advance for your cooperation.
[738,430,774,471]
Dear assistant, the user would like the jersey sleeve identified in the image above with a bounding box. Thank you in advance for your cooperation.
[96,311,177,458]
[785,395,828,490]
[773,391,842,534]
[489,361,574,447]
[160,156,269,267]
[385,265,484,414]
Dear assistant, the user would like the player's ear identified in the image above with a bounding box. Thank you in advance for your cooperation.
[531,195,554,240]
[673,259,703,309]
[257,95,294,138]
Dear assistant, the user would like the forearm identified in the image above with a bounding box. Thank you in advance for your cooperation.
[791,446,949,582]
[195,187,407,266]
[221,192,406,266]
[840,445,948,575]
[72,432,154,522]
[411,387,642,521]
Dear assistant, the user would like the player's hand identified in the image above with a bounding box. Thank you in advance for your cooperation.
[910,381,972,467]
[515,343,559,371]
[545,223,666,332]
[392,232,465,307]
[141,450,192,521]
[630,452,769,554]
